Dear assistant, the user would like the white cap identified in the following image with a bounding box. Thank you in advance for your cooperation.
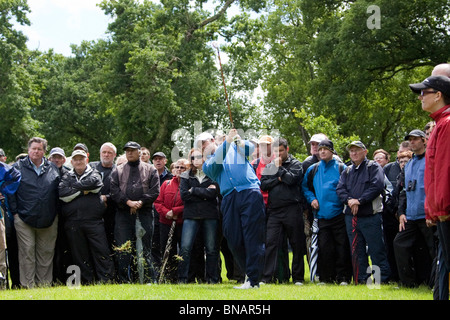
[194,132,214,149]
[308,133,328,144]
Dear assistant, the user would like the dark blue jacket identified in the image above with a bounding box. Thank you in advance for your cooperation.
[336,159,385,217]
[8,157,60,228]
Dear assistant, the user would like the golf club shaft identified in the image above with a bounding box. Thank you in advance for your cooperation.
[215,46,234,129]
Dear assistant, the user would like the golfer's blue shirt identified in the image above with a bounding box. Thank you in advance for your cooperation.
[203,140,260,197]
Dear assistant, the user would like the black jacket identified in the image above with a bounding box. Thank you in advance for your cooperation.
[8,157,60,228]
[260,154,304,209]
[336,159,385,217]
[179,170,220,220]
[58,166,105,221]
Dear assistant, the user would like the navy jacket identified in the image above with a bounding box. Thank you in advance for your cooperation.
[8,157,60,228]
[336,159,385,217]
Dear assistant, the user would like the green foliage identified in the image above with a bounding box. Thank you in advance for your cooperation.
[0,0,41,157]
[1,0,449,163]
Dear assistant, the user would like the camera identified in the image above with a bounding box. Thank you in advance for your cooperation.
[406,180,417,191]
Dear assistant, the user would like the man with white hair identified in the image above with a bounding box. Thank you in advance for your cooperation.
[90,142,117,251]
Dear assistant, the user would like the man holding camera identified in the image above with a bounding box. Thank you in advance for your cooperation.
[393,129,436,288]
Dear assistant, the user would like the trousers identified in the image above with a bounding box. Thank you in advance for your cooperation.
[221,189,265,286]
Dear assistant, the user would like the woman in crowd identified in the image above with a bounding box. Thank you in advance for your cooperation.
[178,148,220,284]
[154,158,189,283]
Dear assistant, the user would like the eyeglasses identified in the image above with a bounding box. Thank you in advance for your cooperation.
[420,90,438,96]
[175,166,186,170]
[191,155,203,160]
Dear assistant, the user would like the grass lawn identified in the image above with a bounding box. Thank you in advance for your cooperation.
[0,281,433,300]
[0,254,435,301]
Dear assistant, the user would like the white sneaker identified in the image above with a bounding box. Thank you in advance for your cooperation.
[233,281,259,289]
[339,281,349,286]
[294,281,304,286]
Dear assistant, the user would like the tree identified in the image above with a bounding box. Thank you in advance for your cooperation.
[0,0,41,157]
[223,0,450,159]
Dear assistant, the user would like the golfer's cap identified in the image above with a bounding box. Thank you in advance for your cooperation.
[404,129,426,141]
[346,141,366,150]
[71,149,87,158]
[309,133,328,144]
[123,141,141,150]
[194,132,214,148]
[0,148,5,157]
[409,75,450,97]
[152,151,166,159]
[257,135,274,144]
[73,143,88,153]
[49,147,66,158]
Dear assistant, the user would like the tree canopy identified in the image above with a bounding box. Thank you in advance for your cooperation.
[1,0,449,162]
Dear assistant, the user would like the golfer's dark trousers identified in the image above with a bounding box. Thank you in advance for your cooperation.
[114,208,154,283]
[64,219,115,284]
[318,214,352,283]
[393,218,435,287]
[262,203,305,283]
[221,189,266,286]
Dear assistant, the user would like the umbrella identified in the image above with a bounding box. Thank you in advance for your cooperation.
[351,215,359,285]
[135,211,146,284]
[159,220,176,284]
[309,213,319,283]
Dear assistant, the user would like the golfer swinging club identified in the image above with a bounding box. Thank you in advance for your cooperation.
[202,129,266,289]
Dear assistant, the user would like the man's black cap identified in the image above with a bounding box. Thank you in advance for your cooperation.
[318,139,336,154]
[409,75,450,97]
[73,143,88,153]
[123,141,141,150]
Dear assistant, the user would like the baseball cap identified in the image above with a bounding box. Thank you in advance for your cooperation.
[258,135,274,144]
[409,75,450,97]
[73,143,88,153]
[152,151,167,159]
[346,141,366,150]
[404,129,426,141]
[308,133,328,144]
[318,139,336,154]
[194,132,214,149]
[49,147,66,158]
[123,141,141,150]
[71,149,87,158]
[0,149,5,157]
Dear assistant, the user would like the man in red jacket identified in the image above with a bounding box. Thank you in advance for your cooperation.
[409,74,450,299]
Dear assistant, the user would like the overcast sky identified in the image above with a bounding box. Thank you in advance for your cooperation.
[15,0,241,57]
[15,0,112,56]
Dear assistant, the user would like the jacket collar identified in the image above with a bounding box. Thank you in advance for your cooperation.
[70,164,93,180]
[430,105,450,122]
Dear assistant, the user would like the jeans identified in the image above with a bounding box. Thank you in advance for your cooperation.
[178,218,219,283]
